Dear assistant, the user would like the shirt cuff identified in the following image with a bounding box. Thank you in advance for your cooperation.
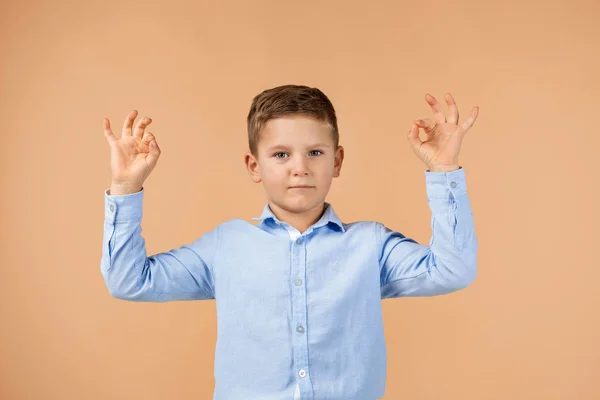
[104,187,144,223]
[425,166,467,199]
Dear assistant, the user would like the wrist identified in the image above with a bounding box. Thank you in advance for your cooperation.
[427,165,461,172]
[110,182,143,195]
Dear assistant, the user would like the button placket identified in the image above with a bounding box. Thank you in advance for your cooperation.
[290,233,310,391]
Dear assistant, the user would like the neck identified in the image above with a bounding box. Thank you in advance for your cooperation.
[268,201,326,234]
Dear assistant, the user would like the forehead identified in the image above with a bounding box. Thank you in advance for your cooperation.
[259,115,332,146]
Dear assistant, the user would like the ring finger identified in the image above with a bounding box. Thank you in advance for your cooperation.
[134,116,152,140]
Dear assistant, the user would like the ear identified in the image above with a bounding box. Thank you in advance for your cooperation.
[244,151,262,183]
[333,145,344,178]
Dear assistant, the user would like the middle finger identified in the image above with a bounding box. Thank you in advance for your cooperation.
[122,110,138,137]
[425,94,447,124]
[445,93,459,125]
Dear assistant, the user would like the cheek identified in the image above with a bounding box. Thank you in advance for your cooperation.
[318,172,334,185]
[261,166,286,184]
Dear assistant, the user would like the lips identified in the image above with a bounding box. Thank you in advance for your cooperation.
[290,186,314,189]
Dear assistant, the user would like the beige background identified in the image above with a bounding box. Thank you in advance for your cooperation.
[1,0,598,399]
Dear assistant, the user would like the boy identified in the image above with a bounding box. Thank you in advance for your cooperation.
[101,85,479,400]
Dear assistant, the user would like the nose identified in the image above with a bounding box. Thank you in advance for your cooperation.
[292,156,309,176]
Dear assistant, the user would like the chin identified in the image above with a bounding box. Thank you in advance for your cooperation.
[283,196,322,211]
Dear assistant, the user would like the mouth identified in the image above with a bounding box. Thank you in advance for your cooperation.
[289,186,315,189]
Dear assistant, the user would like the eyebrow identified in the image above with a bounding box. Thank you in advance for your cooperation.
[266,143,331,151]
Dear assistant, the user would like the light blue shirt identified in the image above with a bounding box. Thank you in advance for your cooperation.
[101,167,478,400]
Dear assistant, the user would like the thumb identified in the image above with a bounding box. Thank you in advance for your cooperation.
[146,139,161,167]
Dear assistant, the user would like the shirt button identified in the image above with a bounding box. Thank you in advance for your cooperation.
[295,278,303,286]
[298,369,307,378]
[296,238,302,244]
[296,325,305,333]
[450,181,457,188]
[109,204,114,212]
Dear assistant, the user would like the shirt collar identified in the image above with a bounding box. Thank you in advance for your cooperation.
[251,201,345,233]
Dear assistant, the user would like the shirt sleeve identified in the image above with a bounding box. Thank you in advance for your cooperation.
[378,167,478,298]
[101,187,219,302]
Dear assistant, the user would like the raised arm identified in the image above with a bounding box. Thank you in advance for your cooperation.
[379,92,480,298]
[100,110,217,302]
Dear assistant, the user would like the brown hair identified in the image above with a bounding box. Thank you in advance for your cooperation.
[246,84,339,158]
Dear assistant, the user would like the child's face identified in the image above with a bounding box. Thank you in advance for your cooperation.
[245,114,344,215]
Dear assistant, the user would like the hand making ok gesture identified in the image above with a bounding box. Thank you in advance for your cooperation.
[407,93,479,172]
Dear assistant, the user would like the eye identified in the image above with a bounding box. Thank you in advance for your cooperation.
[273,150,323,159]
